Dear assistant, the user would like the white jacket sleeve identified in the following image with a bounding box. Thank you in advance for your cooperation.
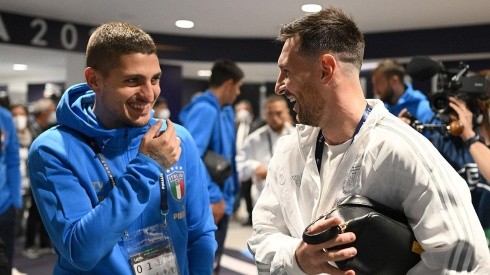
[247,140,308,275]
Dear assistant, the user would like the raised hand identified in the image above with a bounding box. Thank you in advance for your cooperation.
[139,119,181,169]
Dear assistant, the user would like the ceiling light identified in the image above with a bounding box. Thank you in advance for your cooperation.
[175,20,194,29]
[301,4,322,13]
[197,70,211,77]
[12,64,28,71]
[361,61,378,71]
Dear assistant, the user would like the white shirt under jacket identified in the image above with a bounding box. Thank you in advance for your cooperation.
[236,123,295,205]
[247,99,490,275]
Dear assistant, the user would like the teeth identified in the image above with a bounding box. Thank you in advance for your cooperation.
[128,103,147,110]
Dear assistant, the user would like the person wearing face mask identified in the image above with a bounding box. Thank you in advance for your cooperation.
[233,100,264,226]
[22,98,57,259]
[9,104,32,239]
[153,97,171,120]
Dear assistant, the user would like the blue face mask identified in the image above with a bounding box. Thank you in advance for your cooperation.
[156,108,171,119]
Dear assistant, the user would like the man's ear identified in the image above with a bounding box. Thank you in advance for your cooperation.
[85,67,100,92]
[225,78,234,87]
[320,54,336,83]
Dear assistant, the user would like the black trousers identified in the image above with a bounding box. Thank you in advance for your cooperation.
[213,214,230,275]
[0,207,16,275]
[25,197,51,249]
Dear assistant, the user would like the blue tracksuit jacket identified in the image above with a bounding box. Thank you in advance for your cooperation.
[179,90,239,216]
[28,83,217,274]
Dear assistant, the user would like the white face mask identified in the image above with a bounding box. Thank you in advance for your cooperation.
[47,111,57,125]
[236,109,252,123]
[156,108,171,119]
[13,115,27,130]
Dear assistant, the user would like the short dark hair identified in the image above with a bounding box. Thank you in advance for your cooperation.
[86,22,157,76]
[209,59,244,87]
[277,7,365,70]
[373,59,406,82]
[264,94,287,106]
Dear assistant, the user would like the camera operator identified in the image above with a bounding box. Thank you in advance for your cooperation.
[429,94,490,247]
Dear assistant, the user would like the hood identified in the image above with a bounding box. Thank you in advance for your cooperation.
[390,83,427,106]
[179,90,219,123]
[56,83,158,142]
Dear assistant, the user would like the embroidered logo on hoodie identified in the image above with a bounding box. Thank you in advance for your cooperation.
[167,166,185,201]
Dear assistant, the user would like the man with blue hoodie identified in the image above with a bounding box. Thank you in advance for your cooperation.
[27,22,216,274]
[372,59,435,125]
[0,105,21,275]
[179,59,243,274]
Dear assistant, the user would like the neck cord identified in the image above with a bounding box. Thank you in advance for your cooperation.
[315,103,372,172]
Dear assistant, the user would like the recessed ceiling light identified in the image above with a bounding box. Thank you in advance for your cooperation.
[12,64,28,71]
[197,70,211,77]
[175,20,194,29]
[361,61,378,71]
[301,4,322,13]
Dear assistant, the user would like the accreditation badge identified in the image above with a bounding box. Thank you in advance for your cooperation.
[123,223,179,275]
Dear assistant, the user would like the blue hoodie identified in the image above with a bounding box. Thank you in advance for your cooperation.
[0,106,21,214]
[179,91,238,216]
[385,83,435,124]
[28,83,216,274]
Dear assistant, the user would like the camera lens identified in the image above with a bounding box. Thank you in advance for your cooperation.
[430,93,449,113]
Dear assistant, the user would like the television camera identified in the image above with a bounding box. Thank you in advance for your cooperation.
[406,56,490,136]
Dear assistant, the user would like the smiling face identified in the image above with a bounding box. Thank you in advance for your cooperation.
[275,37,325,126]
[87,53,162,129]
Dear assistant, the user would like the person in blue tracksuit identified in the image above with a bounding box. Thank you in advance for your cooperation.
[27,22,216,275]
[372,59,435,125]
[179,59,243,274]
[0,105,21,275]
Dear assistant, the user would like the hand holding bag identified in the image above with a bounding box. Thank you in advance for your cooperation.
[302,195,422,275]
[203,150,232,188]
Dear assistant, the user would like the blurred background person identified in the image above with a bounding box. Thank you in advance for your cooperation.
[233,99,264,226]
[399,68,490,248]
[0,91,10,109]
[179,59,244,274]
[9,103,32,239]
[429,94,490,248]
[372,59,435,125]
[22,98,56,259]
[236,94,294,215]
[0,103,21,275]
[153,97,171,119]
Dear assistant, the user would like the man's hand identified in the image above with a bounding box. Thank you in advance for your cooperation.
[448,97,475,140]
[397,108,412,125]
[254,164,268,180]
[296,216,357,275]
[139,119,181,169]
[211,200,225,224]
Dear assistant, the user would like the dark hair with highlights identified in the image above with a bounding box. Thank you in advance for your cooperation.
[86,22,157,76]
[277,7,365,70]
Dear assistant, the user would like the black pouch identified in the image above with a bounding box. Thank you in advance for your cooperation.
[303,195,422,275]
[203,150,232,188]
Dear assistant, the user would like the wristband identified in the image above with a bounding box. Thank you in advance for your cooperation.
[464,134,485,149]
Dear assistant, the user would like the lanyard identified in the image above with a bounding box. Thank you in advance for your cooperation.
[315,103,372,172]
[82,133,168,217]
